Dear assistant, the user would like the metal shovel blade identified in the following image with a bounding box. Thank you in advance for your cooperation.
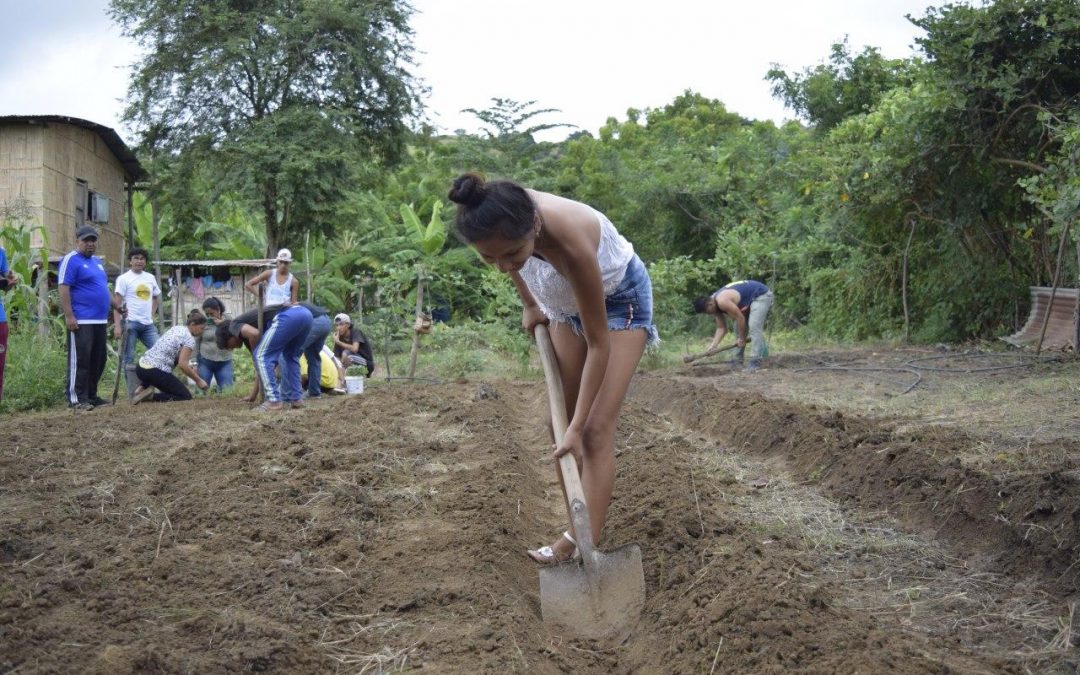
[539,543,645,644]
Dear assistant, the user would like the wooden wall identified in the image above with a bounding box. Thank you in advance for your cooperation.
[0,124,46,233]
[0,121,129,271]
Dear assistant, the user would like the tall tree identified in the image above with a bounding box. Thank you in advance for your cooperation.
[767,39,915,131]
[111,0,422,252]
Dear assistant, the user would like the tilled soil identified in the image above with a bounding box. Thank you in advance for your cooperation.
[2,367,1079,673]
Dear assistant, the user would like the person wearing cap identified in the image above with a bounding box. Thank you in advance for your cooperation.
[245,248,299,308]
[332,313,375,377]
[59,225,128,410]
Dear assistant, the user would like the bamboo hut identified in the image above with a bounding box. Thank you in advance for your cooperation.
[0,115,145,272]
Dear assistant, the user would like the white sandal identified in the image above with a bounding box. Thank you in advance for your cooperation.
[527,531,578,565]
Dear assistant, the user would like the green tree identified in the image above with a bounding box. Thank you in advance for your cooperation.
[767,39,916,131]
[111,0,422,252]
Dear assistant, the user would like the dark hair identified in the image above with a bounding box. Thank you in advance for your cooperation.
[692,296,711,314]
[447,172,536,242]
[215,323,234,350]
[128,247,149,261]
[202,296,226,314]
[186,309,207,326]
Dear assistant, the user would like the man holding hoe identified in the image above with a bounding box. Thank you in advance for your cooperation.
[692,280,774,372]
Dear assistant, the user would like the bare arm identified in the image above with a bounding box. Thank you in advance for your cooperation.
[177,346,207,389]
[715,295,748,346]
[113,292,126,336]
[245,270,270,297]
[509,271,547,331]
[290,277,298,305]
[562,249,610,440]
[706,313,728,352]
[59,285,77,331]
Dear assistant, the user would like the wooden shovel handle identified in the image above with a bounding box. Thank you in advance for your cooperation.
[682,342,739,363]
[534,324,595,556]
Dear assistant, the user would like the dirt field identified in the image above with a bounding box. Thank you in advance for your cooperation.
[3,347,1079,673]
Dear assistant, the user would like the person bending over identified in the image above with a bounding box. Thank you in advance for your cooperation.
[692,280,774,373]
[132,309,210,403]
[448,172,658,565]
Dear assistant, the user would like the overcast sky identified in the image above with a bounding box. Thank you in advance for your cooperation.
[0,0,940,144]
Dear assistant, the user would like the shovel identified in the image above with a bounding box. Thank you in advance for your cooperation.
[534,324,645,644]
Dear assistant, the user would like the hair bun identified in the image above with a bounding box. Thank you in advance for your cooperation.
[448,172,486,207]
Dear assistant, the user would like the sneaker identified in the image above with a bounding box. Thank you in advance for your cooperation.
[288,400,305,409]
[745,360,762,373]
[131,386,156,405]
[72,401,95,411]
[90,396,110,407]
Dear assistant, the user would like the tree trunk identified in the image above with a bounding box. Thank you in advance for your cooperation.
[407,272,424,378]
[263,185,279,256]
[901,216,916,343]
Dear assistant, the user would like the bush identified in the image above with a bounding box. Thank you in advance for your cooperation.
[1,328,68,413]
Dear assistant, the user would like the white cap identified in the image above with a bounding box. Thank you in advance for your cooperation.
[275,248,293,262]
[334,313,351,324]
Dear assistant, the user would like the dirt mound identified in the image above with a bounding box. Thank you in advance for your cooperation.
[1,376,1073,672]
[632,374,1080,597]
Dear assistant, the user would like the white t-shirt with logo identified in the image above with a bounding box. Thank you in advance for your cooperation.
[115,270,162,325]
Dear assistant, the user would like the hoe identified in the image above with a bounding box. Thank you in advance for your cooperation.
[534,324,645,644]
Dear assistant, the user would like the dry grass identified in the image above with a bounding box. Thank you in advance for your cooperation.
[686,434,1080,672]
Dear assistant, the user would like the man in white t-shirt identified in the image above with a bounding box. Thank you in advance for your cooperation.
[113,247,162,368]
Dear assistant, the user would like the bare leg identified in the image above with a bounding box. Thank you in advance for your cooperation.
[541,325,646,559]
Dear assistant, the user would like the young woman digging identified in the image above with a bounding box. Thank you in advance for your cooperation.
[448,172,658,564]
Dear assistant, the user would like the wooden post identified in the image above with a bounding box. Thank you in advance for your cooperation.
[240,270,248,314]
[255,282,264,403]
[152,195,166,326]
[174,268,182,327]
[304,230,313,303]
[1036,217,1073,356]
[407,272,424,378]
[36,250,49,337]
[1074,238,1080,356]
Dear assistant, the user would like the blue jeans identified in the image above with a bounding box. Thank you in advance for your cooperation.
[255,305,313,403]
[197,356,234,391]
[563,254,660,347]
[298,314,332,396]
[122,321,159,367]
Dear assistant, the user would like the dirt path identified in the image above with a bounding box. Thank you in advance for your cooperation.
[2,370,1078,672]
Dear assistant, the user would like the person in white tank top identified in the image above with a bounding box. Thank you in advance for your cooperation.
[448,172,658,566]
[246,248,299,308]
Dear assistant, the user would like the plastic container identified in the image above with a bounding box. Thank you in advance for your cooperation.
[344,375,365,394]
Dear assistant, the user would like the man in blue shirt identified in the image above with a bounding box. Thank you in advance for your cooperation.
[59,226,127,410]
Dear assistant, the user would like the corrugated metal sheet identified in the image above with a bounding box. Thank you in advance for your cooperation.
[1002,286,1079,350]
[158,259,274,268]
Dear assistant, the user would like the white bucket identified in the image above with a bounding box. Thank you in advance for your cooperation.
[344,375,365,395]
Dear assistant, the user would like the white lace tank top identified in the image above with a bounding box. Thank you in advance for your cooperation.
[519,208,635,321]
[265,271,293,306]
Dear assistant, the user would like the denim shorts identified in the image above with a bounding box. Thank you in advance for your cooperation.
[560,254,660,347]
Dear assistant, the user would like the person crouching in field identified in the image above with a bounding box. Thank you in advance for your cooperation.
[132,309,210,403]
[448,172,658,565]
[216,303,314,411]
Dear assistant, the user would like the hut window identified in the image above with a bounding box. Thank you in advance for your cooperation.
[74,179,87,227]
[88,192,109,223]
